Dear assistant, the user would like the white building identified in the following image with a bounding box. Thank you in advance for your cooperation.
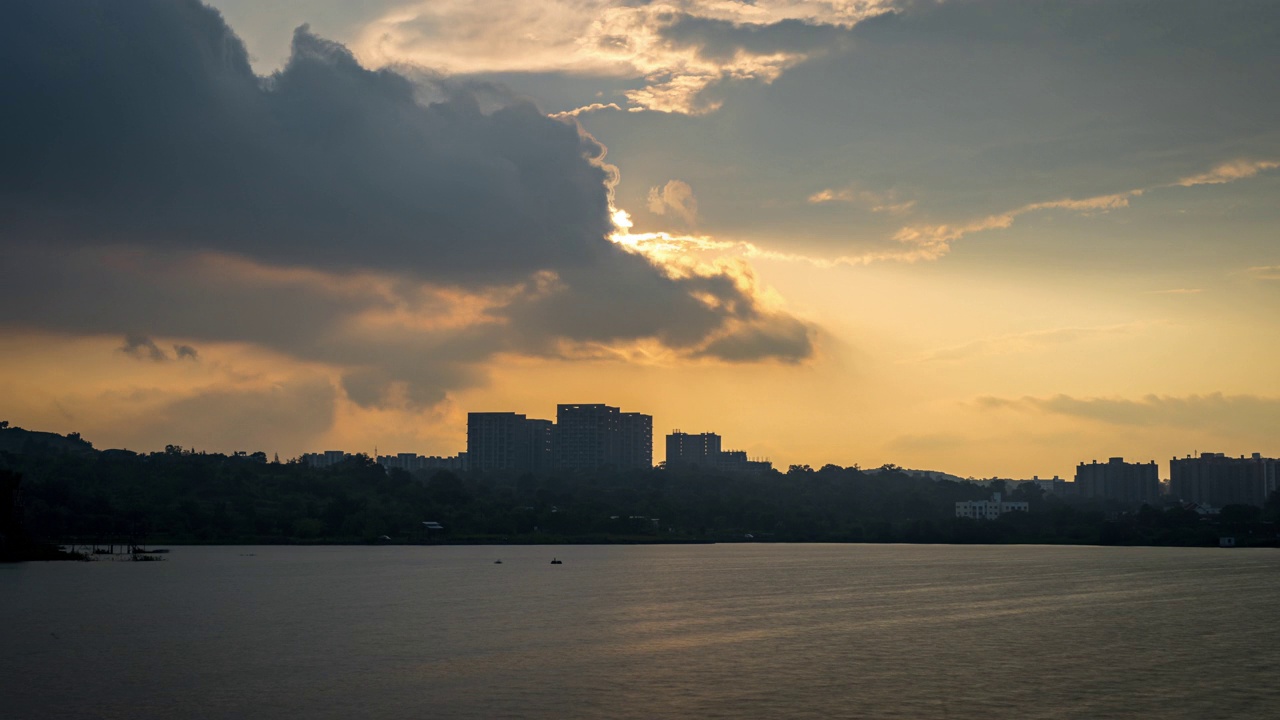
[955,492,1029,520]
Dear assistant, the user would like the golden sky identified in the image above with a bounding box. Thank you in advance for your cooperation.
[2,0,1279,478]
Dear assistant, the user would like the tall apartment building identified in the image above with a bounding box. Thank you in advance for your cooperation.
[555,404,652,471]
[1075,457,1160,506]
[666,431,722,468]
[1170,452,1278,508]
[618,412,654,470]
[467,412,552,474]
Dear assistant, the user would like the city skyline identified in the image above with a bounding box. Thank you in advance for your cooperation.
[2,1,1279,479]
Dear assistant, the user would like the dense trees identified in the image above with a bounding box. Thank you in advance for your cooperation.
[3,426,1277,547]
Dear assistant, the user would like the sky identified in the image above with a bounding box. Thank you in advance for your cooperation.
[2,0,1278,479]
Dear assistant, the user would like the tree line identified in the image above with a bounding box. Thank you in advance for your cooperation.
[3,425,1278,548]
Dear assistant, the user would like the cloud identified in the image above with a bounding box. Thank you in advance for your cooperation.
[884,154,1277,261]
[1175,159,1280,187]
[576,0,1280,264]
[692,313,815,364]
[615,151,1269,269]
[807,186,915,214]
[118,334,202,363]
[0,0,815,411]
[658,13,849,62]
[119,335,170,363]
[977,392,1280,437]
[647,180,699,225]
[890,214,1017,260]
[353,1,893,113]
[550,102,623,118]
[1245,266,1280,281]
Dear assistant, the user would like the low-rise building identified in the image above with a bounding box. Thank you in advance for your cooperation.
[377,452,468,473]
[956,493,1029,520]
[665,430,771,473]
[301,450,348,468]
[1028,475,1071,495]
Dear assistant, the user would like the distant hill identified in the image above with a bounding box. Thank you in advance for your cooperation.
[863,466,968,484]
[904,469,968,483]
[0,424,96,456]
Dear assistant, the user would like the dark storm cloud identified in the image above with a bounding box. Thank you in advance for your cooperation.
[0,0,815,407]
[0,243,507,408]
[1,2,614,283]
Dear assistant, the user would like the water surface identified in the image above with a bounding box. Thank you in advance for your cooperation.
[3,544,1277,719]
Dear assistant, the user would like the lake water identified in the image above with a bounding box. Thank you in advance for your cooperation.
[2,544,1278,719]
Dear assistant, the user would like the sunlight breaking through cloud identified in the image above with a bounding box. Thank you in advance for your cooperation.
[355,0,896,113]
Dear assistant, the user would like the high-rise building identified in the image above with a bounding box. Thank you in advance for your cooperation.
[1075,457,1160,506]
[618,412,653,470]
[554,404,652,471]
[666,431,722,468]
[467,412,552,474]
[555,404,618,471]
[1170,452,1277,508]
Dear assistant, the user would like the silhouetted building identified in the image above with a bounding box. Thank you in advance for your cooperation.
[377,452,469,473]
[467,412,552,474]
[618,412,654,470]
[1075,457,1159,506]
[555,404,617,470]
[713,450,773,474]
[1028,475,1071,495]
[555,404,652,470]
[301,450,349,468]
[956,492,1029,520]
[1170,452,1277,508]
[666,431,722,468]
[664,430,770,473]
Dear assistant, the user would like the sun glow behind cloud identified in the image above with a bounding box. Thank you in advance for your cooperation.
[7,0,1280,476]
[612,155,1280,273]
[355,0,896,113]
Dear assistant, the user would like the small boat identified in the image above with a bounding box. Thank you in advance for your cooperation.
[494,560,503,564]
[550,558,562,565]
